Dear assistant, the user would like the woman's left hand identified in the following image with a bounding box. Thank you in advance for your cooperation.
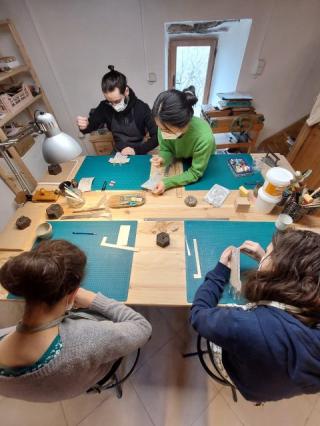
[152,181,165,195]
[219,246,234,268]
[121,147,136,156]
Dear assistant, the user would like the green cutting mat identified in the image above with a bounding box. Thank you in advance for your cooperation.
[75,155,151,190]
[7,221,137,302]
[183,154,263,190]
[185,220,276,304]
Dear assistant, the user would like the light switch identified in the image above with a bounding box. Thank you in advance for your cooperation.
[252,59,266,77]
[148,72,157,83]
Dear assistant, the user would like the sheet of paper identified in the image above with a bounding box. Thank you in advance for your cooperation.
[141,172,162,190]
[204,184,230,207]
[230,247,241,292]
[116,225,130,246]
[108,152,130,164]
[78,177,95,192]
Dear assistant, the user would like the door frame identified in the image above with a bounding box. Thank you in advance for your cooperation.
[168,37,217,104]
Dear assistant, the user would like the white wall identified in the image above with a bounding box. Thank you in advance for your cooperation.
[209,19,252,105]
[1,0,320,230]
[2,0,320,137]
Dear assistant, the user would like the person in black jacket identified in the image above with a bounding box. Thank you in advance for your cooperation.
[77,65,158,155]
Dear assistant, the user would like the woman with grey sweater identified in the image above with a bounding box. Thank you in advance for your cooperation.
[0,240,152,402]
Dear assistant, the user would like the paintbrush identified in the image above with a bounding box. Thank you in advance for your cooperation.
[310,187,320,198]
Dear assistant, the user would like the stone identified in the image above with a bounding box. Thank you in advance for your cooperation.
[46,203,64,219]
[184,195,197,207]
[16,216,31,230]
[48,164,62,175]
[156,232,170,248]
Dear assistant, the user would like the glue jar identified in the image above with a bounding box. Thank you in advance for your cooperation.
[263,167,293,198]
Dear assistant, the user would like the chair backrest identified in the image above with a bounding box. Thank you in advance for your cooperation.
[196,334,231,386]
[196,334,238,402]
[87,348,140,394]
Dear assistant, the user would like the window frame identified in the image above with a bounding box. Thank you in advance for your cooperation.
[168,37,218,104]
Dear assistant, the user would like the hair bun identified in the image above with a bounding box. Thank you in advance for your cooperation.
[108,65,115,72]
[183,86,198,107]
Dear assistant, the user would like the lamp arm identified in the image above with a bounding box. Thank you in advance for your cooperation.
[1,122,42,148]
[0,146,34,195]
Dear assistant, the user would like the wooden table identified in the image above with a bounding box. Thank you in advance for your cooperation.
[0,154,319,305]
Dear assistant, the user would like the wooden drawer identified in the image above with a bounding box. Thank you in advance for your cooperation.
[92,141,113,155]
[90,131,114,155]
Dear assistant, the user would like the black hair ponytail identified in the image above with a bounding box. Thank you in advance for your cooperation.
[101,65,127,94]
[152,86,198,128]
[182,85,198,108]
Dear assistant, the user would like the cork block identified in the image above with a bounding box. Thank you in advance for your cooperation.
[234,196,251,212]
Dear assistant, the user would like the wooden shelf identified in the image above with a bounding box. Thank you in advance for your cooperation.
[0,19,54,196]
[0,65,29,83]
[0,94,42,127]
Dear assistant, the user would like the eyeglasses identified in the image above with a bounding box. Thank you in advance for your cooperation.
[106,97,124,106]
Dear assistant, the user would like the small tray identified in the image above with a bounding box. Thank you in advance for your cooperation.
[228,158,253,177]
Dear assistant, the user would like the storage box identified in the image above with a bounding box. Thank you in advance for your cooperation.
[0,83,33,114]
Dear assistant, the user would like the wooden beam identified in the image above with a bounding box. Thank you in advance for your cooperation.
[287,122,313,163]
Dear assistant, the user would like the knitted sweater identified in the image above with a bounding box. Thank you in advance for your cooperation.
[0,294,152,402]
[158,117,215,189]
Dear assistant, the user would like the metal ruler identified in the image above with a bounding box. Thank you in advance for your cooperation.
[143,217,230,222]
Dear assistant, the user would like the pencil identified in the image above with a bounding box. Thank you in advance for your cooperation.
[72,232,97,235]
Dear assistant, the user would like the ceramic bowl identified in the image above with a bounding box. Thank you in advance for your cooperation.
[35,222,53,239]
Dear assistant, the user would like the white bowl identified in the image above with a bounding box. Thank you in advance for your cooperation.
[36,222,53,239]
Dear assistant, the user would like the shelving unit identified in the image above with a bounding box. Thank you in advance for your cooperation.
[0,19,54,194]
[0,65,28,84]
[0,94,42,127]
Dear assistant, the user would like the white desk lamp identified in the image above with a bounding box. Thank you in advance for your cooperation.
[0,111,82,196]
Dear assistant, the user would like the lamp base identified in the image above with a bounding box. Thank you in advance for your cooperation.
[48,164,62,175]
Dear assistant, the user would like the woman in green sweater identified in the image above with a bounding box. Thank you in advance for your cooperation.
[151,86,215,194]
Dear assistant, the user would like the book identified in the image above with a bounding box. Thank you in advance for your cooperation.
[219,100,252,107]
[217,92,253,100]
[218,100,252,110]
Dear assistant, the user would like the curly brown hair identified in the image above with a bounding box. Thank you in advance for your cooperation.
[244,228,320,327]
[0,240,86,306]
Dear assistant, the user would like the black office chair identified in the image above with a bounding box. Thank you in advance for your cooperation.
[87,349,140,399]
[183,334,238,402]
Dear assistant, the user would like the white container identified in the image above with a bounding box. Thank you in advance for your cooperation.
[275,214,293,231]
[254,187,280,213]
[263,167,293,198]
[36,222,52,239]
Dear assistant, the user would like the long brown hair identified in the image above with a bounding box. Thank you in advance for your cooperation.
[244,229,320,327]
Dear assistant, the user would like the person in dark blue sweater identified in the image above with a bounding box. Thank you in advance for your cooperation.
[190,228,320,402]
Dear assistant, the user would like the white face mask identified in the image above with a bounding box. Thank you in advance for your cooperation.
[112,98,127,112]
[161,130,184,140]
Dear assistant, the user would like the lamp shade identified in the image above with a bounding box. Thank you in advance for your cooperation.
[42,133,82,164]
[35,111,82,164]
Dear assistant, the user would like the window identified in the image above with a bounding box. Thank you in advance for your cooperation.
[168,38,217,106]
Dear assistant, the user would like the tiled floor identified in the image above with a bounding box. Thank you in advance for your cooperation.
[0,307,319,426]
